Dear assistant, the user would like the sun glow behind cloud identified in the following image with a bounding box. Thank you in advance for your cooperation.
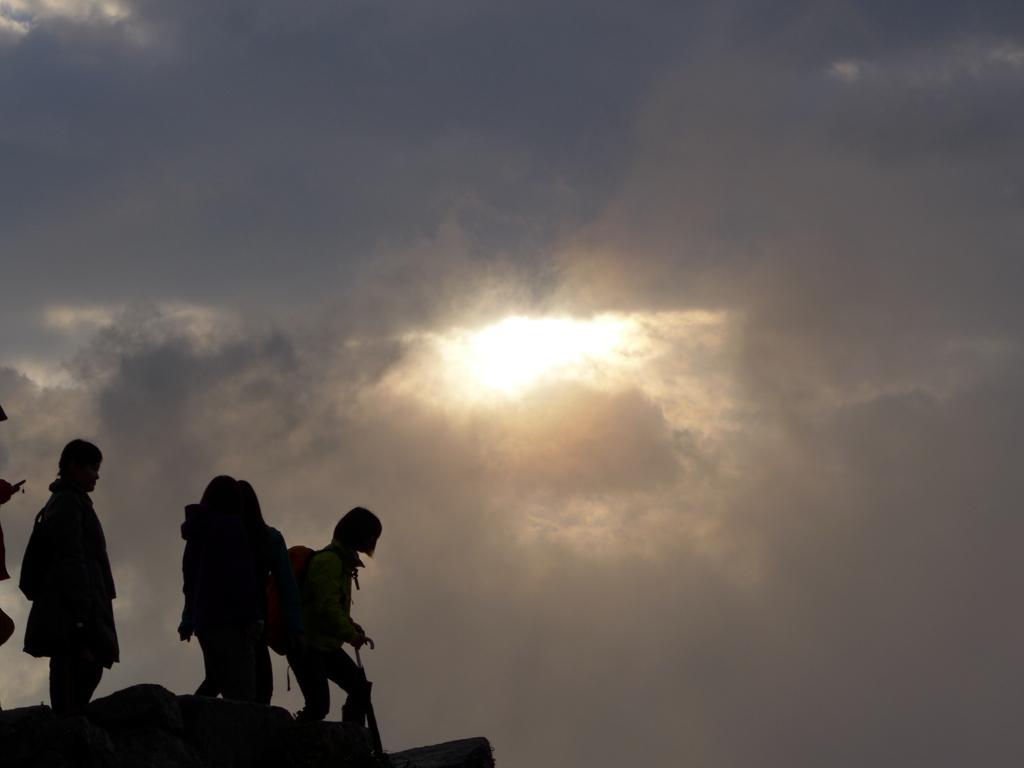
[382,310,739,439]
[455,316,627,390]
[375,308,747,558]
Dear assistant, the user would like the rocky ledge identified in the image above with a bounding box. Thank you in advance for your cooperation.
[0,684,493,768]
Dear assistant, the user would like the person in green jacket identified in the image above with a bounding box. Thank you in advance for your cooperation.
[287,506,382,723]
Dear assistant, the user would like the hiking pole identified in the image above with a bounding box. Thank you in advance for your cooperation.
[355,639,387,762]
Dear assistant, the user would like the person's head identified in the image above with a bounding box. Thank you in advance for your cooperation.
[200,475,243,517]
[333,507,382,556]
[58,439,103,492]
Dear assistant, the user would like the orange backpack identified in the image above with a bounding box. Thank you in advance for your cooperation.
[266,544,345,655]
[266,545,315,656]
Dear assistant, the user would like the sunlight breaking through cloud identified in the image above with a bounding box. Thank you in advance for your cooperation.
[380,310,739,439]
[457,316,627,390]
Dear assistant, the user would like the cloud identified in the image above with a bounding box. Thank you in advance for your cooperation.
[2,1,1024,767]
[828,41,1024,87]
[0,0,128,37]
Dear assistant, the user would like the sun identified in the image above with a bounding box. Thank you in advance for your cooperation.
[390,309,733,416]
[463,316,626,390]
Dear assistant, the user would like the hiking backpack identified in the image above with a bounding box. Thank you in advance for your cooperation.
[266,545,314,655]
[265,544,344,656]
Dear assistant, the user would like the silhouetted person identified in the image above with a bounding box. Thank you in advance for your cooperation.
[0,480,13,569]
[23,439,118,715]
[179,475,263,701]
[287,507,381,723]
[0,401,20,708]
[190,480,305,704]
[0,473,12,658]
[0,400,17,588]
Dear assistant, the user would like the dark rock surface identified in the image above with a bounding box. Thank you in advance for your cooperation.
[176,693,295,766]
[0,705,59,766]
[390,737,495,768]
[88,683,184,734]
[107,725,206,768]
[0,684,492,768]
[262,720,379,768]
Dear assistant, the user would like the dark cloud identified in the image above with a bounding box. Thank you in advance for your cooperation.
[0,0,697,319]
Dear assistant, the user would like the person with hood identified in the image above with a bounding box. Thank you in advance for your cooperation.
[179,475,263,702]
[287,506,381,723]
[188,480,304,703]
[23,439,118,715]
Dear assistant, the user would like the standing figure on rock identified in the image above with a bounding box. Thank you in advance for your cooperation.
[23,439,118,715]
[0,401,24,709]
[288,506,381,723]
[179,475,264,701]
[189,480,305,704]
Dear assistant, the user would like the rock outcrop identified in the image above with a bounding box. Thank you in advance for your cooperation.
[390,737,494,768]
[0,684,493,768]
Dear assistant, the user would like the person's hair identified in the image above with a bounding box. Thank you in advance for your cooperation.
[333,507,382,556]
[58,439,102,478]
[200,475,243,517]
[238,480,271,572]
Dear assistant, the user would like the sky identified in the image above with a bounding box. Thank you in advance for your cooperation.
[2,0,1024,765]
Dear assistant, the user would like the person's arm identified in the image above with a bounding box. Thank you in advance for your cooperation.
[181,536,200,641]
[307,554,360,645]
[178,605,193,641]
[0,513,9,582]
[0,480,13,505]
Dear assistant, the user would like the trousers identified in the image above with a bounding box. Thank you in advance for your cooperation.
[196,637,273,704]
[49,653,104,715]
[196,621,255,702]
[286,646,367,724]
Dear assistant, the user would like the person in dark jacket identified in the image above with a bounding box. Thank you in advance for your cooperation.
[0,401,21,709]
[0,401,19,653]
[287,507,381,723]
[23,439,118,715]
[187,480,304,704]
[0,399,21,601]
[179,475,263,701]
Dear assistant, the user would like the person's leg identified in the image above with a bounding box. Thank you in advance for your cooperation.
[73,660,103,710]
[49,654,74,715]
[225,629,256,702]
[215,623,255,702]
[198,623,255,702]
[197,629,220,696]
[322,648,367,726]
[49,654,103,714]
[286,647,330,721]
[254,638,273,705]
[194,677,220,697]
